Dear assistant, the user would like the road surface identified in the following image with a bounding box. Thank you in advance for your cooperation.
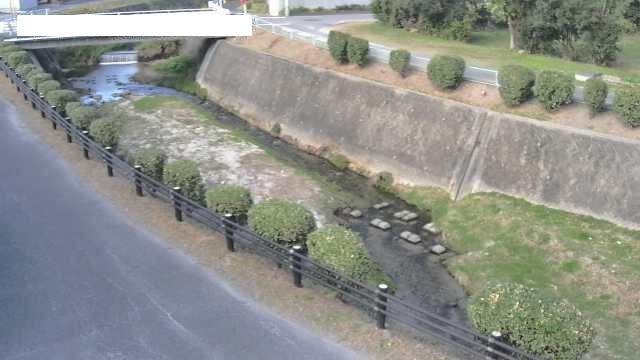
[0,95,361,360]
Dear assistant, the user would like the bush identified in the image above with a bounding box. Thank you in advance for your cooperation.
[248,199,316,245]
[133,148,167,182]
[469,283,595,360]
[374,171,394,193]
[498,65,535,107]
[535,70,575,111]
[65,101,82,115]
[328,153,350,170]
[6,51,31,67]
[584,78,608,115]
[156,55,197,76]
[26,71,53,91]
[15,64,37,77]
[427,55,466,90]
[206,185,253,220]
[69,105,98,129]
[45,90,79,112]
[328,31,350,64]
[307,225,392,287]
[346,36,369,66]
[89,117,121,148]
[163,159,206,204]
[0,45,22,58]
[613,86,640,128]
[37,80,61,95]
[389,49,411,77]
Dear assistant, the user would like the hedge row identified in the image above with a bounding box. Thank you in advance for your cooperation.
[328,31,369,67]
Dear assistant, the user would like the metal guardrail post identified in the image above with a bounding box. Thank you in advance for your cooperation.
[21,80,28,100]
[104,146,114,177]
[39,95,46,117]
[134,165,144,196]
[9,67,14,83]
[172,186,183,222]
[223,214,236,252]
[30,89,36,108]
[15,74,20,92]
[81,131,90,159]
[375,283,389,329]
[64,117,72,143]
[50,106,57,129]
[289,245,303,288]
[486,331,502,360]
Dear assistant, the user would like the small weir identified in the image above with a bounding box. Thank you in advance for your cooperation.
[99,51,138,65]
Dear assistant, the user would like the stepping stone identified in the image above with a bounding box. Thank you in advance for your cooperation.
[394,210,409,219]
[342,207,352,215]
[370,218,391,230]
[430,244,447,255]
[349,209,363,218]
[402,212,418,222]
[370,218,382,227]
[400,231,412,239]
[423,222,442,235]
[373,202,390,210]
[399,231,422,244]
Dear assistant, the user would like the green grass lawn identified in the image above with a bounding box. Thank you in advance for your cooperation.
[400,187,640,359]
[339,22,640,84]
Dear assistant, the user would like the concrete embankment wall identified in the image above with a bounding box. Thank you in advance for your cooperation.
[197,42,640,228]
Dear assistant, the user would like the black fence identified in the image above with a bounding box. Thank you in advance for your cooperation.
[0,59,543,360]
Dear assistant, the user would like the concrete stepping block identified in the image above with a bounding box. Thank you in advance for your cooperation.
[342,207,352,215]
[423,222,442,235]
[394,210,410,219]
[349,209,363,218]
[400,231,422,244]
[402,212,418,222]
[370,218,391,230]
[373,202,391,210]
[430,244,447,255]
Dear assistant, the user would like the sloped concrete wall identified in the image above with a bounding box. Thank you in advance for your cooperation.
[197,41,640,228]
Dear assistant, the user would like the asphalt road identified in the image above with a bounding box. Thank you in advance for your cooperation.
[0,97,361,360]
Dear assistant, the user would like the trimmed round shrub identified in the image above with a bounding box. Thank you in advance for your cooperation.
[37,79,61,95]
[498,65,535,107]
[328,30,350,64]
[68,105,98,129]
[248,199,316,245]
[15,63,37,77]
[584,78,608,115]
[346,36,369,66]
[6,51,31,67]
[45,89,79,112]
[132,148,167,182]
[206,185,253,220]
[614,86,640,128]
[427,55,466,90]
[389,49,411,77]
[26,71,53,91]
[535,70,575,112]
[469,283,595,360]
[89,117,121,149]
[163,159,206,204]
[307,225,392,287]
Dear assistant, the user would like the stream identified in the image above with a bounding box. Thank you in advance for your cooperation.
[71,54,469,325]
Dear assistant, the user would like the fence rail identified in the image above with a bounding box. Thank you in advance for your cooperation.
[0,58,543,360]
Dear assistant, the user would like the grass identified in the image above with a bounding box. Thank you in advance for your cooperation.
[338,22,640,84]
[60,0,207,14]
[133,96,214,121]
[400,187,640,360]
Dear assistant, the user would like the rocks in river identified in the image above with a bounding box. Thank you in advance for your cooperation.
[349,209,363,218]
[430,244,447,255]
[423,222,442,236]
[400,231,421,244]
[393,210,408,219]
[370,218,391,230]
[373,202,390,210]
[393,210,418,222]
[341,207,352,215]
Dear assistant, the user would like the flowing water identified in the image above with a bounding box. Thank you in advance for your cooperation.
[71,56,469,324]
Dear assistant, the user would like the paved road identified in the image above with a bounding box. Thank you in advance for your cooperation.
[0,96,361,360]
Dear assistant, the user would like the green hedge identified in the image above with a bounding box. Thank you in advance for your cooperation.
[206,185,253,220]
[89,117,121,148]
[346,36,369,66]
[613,86,640,128]
[133,148,167,181]
[37,80,61,95]
[535,70,575,111]
[65,101,82,115]
[248,199,316,245]
[389,49,411,77]
[469,283,595,360]
[15,64,38,78]
[307,225,392,287]
[328,31,350,64]
[26,71,53,91]
[498,65,535,107]
[0,45,22,58]
[163,159,206,204]
[69,105,98,129]
[427,55,466,90]
[45,89,79,112]
[6,51,31,67]
[584,78,608,115]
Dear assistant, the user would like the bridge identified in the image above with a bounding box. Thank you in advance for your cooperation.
[1,7,245,49]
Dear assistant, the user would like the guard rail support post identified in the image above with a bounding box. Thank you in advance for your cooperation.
[486,331,502,360]
[21,80,28,100]
[50,106,57,129]
[9,67,14,83]
[39,95,46,118]
[289,245,303,288]
[81,131,90,159]
[375,283,389,330]
[223,214,236,252]
[64,117,72,143]
[104,146,114,177]
[30,89,36,108]
[134,165,143,196]
[15,74,20,92]
[172,187,183,222]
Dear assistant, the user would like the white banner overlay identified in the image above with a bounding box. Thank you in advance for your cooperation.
[17,13,253,37]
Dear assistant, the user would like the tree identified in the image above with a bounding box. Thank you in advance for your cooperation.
[488,0,535,49]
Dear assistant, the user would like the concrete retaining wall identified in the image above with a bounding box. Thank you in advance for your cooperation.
[197,41,640,228]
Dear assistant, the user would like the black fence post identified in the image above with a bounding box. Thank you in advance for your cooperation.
[81,131,90,159]
[39,96,46,118]
[134,165,144,196]
[172,187,183,222]
[9,68,14,84]
[30,89,36,108]
[223,214,236,252]
[50,106,57,130]
[64,117,72,143]
[375,283,389,330]
[289,245,303,288]
[486,331,502,360]
[104,146,114,177]
[21,80,28,100]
